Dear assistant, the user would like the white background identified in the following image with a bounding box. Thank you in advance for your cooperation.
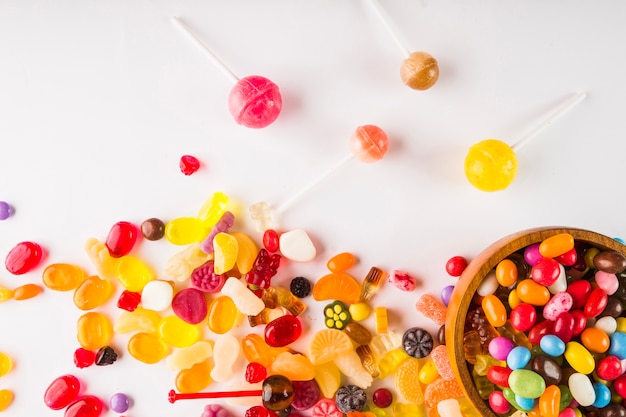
[1,1,625,416]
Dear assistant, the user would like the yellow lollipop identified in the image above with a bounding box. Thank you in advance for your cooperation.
[465,92,587,192]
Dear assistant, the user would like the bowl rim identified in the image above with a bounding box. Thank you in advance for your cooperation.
[445,226,626,417]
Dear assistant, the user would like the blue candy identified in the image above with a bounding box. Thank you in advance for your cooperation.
[592,382,611,408]
[540,334,565,357]
[507,346,531,370]
[608,332,626,359]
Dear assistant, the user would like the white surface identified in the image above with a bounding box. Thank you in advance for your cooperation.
[0,1,625,416]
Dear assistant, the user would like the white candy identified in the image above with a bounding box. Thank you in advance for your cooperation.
[140,280,174,311]
[569,372,596,407]
[437,398,463,417]
[595,316,617,335]
[220,277,265,316]
[279,229,316,262]
[166,341,213,371]
[477,270,499,296]
[210,334,240,382]
[548,264,568,294]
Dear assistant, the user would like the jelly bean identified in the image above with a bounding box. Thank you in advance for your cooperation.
[210,334,240,382]
[609,332,626,359]
[555,247,578,266]
[73,275,113,311]
[231,232,258,274]
[77,312,113,350]
[507,346,531,370]
[564,341,595,374]
[580,327,610,353]
[440,285,454,306]
[265,315,302,347]
[508,288,522,309]
[541,335,566,357]
[538,385,560,417]
[197,191,229,226]
[596,270,620,295]
[517,279,550,305]
[481,294,507,327]
[552,312,575,343]
[515,395,535,413]
[596,355,623,380]
[476,270,499,296]
[166,340,213,371]
[279,229,316,263]
[222,277,265,316]
[524,243,543,266]
[171,287,207,324]
[388,270,417,292]
[334,350,373,389]
[0,352,11,377]
[584,246,602,268]
[5,241,43,275]
[415,294,447,326]
[510,303,537,332]
[489,390,510,414]
[140,217,165,241]
[594,250,626,274]
[176,359,212,393]
[548,265,568,294]
[13,283,43,300]
[314,361,341,399]
[613,374,626,398]
[489,336,515,361]
[539,233,575,259]
[42,263,86,291]
[509,369,546,398]
[164,242,212,282]
[418,359,439,384]
[109,392,130,413]
[207,295,238,334]
[64,395,103,417]
[114,307,161,334]
[327,252,357,273]
[568,373,595,406]
[141,280,174,312]
[531,258,561,286]
[159,315,201,348]
[128,332,169,364]
[543,292,573,321]
[584,288,608,317]
[596,316,617,335]
[165,217,209,246]
[0,287,12,302]
[269,351,315,381]
[44,374,81,410]
[486,365,512,387]
[570,310,588,337]
[445,256,468,277]
[0,201,13,220]
[106,221,138,258]
[531,355,562,386]
[115,255,154,292]
[496,258,518,287]
[567,280,591,309]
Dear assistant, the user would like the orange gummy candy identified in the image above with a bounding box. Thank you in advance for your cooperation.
[424,377,464,409]
[415,294,447,326]
[312,272,361,305]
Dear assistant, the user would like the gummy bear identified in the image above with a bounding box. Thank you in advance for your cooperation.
[246,249,281,289]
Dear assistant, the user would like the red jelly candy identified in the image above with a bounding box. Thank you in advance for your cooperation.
[265,315,302,347]
[64,395,103,417]
[614,374,626,398]
[263,229,280,253]
[596,355,623,380]
[179,155,200,175]
[486,365,512,388]
[555,248,577,266]
[570,310,588,336]
[530,257,561,286]
[245,362,267,384]
[117,290,141,312]
[509,303,537,332]
[5,241,43,275]
[73,348,96,368]
[584,288,608,318]
[552,312,574,343]
[528,320,554,346]
[567,280,592,309]
[445,256,468,277]
[105,221,138,258]
[44,374,81,410]
[171,288,207,324]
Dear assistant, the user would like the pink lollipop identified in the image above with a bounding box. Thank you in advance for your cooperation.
[171,17,282,129]
[249,125,389,231]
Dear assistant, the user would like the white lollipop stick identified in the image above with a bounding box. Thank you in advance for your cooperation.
[275,153,355,216]
[511,91,587,152]
[171,16,239,84]
[365,0,412,57]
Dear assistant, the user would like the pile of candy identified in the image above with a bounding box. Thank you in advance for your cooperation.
[462,232,626,417]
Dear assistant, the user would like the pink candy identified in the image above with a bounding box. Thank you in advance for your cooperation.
[388,270,417,292]
[542,291,573,320]
[228,75,282,129]
[488,337,515,361]
[171,288,208,324]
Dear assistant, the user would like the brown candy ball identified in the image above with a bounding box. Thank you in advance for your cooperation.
[400,51,439,90]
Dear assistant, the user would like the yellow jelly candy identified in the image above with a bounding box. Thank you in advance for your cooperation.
[175,359,213,393]
[197,191,229,226]
[349,302,372,322]
[115,255,154,292]
[128,332,169,364]
[159,316,201,348]
[269,352,315,381]
[464,139,518,192]
[42,263,86,291]
[207,296,238,334]
[393,402,427,417]
[378,348,409,378]
[84,238,118,279]
[164,242,213,282]
[114,307,161,334]
[166,340,213,371]
[418,359,439,384]
[0,389,13,412]
[231,232,258,274]
[0,287,12,302]
[77,312,113,350]
[213,233,238,274]
[374,307,388,333]
[334,350,373,389]
[395,357,424,404]
[165,217,209,245]
[73,275,114,310]
[307,329,353,365]
[0,352,12,377]
[314,361,342,399]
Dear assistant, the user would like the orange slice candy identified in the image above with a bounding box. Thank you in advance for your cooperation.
[307,329,353,365]
[395,357,424,404]
[312,272,361,304]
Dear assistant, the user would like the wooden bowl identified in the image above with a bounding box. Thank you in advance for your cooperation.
[445,226,626,416]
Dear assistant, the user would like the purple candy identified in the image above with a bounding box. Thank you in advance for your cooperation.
[0,202,13,220]
[291,379,321,411]
[109,392,130,413]
[202,404,233,417]
[200,211,235,254]
[440,285,454,307]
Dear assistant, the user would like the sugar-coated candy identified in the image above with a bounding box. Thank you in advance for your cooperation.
[44,374,81,410]
[415,294,447,325]
[140,217,166,241]
[400,51,439,90]
[335,385,367,413]
[64,395,104,417]
[222,277,265,316]
[109,392,130,413]
[279,229,316,263]
[159,315,201,348]
[180,154,200,175]
[77,311,113,350]
[166,340,213,371]
[95,345,118,366]
[290,276,312,298]
[176,359,212,393]
[74,275,114,310]
[228,75,282,129]
[430,345,454,380]
[312,398,343,417]
[200,211,235,254]
[106,221,138,258]
[464,139,517,192]
[171,287,207,324]
[402,327,433,358]
[334,350,373,389]
[445,256,468,277]
[350,125,388,163]
[141,280,174,312]
[388,270,417,292]
[164,242,212,282]
[0,201,13,220]
[202,404,233,417]
[210,334,240,382]
[5,241,43,275]
[423,378,463,410]
[291,380,321,411]
[128,332,169,364]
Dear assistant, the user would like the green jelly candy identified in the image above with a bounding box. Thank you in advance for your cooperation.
[508,369,546,399]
